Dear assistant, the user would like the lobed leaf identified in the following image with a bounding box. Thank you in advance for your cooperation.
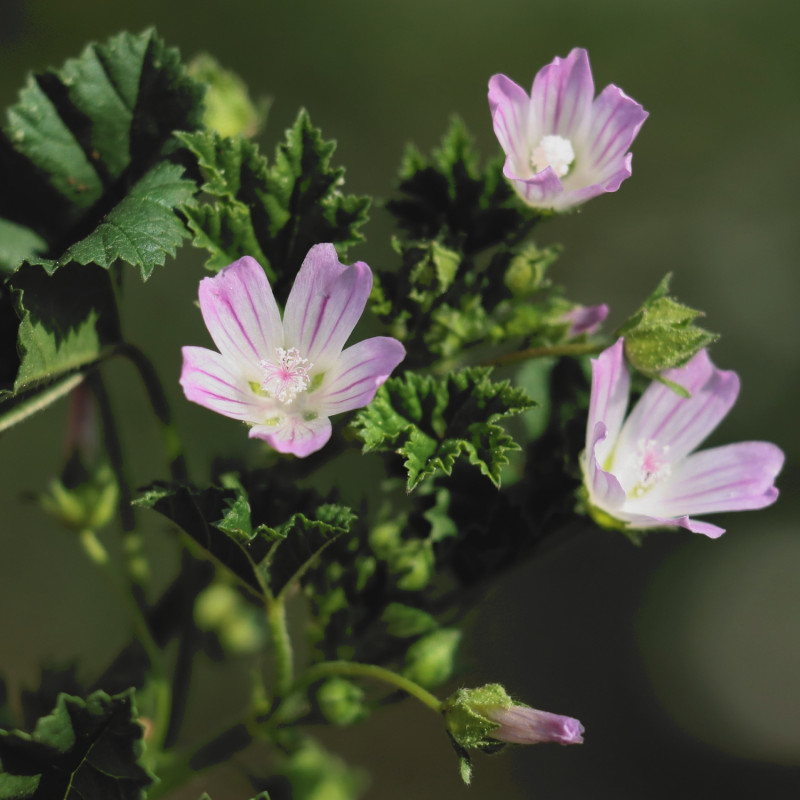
[135,478,356,599]
[178,111,370,294]
[1,28,204,278]
[351,368,535,491]
[0,689,154,800]
[386,117,532,253]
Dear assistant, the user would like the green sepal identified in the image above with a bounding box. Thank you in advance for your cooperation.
[0,689,154,800]
[351,367,536,491]
[1,29,204,277]
[386,116,534,252]
[178,110,370,293]
[618,274,718,382]
[135,479,356,599]
[441,684,509,749]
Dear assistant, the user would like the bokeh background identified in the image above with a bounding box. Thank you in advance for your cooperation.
[1,1,799,798]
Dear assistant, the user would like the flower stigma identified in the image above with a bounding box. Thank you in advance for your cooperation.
[530,135,575,177]
[259,347,312,404]
[632,438,671,496]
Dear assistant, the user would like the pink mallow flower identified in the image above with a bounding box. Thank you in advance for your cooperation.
[581,339,783,537]
[180,244,406,457]
[488,48,648,211]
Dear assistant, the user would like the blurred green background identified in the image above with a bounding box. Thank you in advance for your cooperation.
[1,0,799,798]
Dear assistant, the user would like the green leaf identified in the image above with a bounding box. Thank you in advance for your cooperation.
[33,163,197,278]
[0,220,46,273]
[0,689,154,800]
[351,368,535,491]
[386,117,533,252]
[178,110,370,292]
[2,29,204,277]
[135,479,356,599]
[618,274,719,379]
[5,263,120,394]
[402,628,462,688]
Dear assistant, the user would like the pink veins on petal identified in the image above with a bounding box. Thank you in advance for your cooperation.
[179,245,406,457]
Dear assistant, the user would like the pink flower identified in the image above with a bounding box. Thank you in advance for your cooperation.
[488,48,648,211]
[180,245,406,457]
[581,339,784,537]
[486,705,584,746]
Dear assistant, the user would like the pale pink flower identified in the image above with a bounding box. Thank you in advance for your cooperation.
[180,245,405,457]
[581,339,783,537]
[562,303,608,338]
[489,48,648,211]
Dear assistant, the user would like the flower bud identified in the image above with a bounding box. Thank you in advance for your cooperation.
[442,684,584,750]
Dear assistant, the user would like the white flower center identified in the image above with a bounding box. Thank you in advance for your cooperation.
[530,135,575,178]
[259,347,312,404]
[632,439,671,496]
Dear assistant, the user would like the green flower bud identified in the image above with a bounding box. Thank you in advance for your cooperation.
[316,678,368,726]
[402,628,461,689]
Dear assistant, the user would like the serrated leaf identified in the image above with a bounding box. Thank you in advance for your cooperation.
[0,689,154,800]
[135,479,356,599]
[387,117,532,252]
[1,29,204,277]
[178,111,369,293]
[0,263,120,430]
[351,368,535,490]
[618,273,719,377]
[32,163,196,278]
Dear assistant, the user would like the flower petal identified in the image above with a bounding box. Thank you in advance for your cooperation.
[198,256,283,372]
[586,338,629,464]
[647,441,784,517]
[316,337,406,416]
[584,421,627,511]
[250,414,333,458]
[615,511,727,539]
[180,346,265,421]
[488,74,532,177]
[283,244,372,369]
[530,48,594,140]
[584,85,648,178]
[507,168,566,208]
[616,349,739,464]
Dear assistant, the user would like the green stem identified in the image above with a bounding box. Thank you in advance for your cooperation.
[78,528,171,756]
[289,660,443,717]
[115,342,188,483]
[482,341,604,368]
[266,596,294,699]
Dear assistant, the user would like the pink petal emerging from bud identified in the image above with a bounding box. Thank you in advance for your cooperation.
[486,705,585,746]
[562,303,608,338]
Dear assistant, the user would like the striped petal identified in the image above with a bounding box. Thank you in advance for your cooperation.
[488,74,532,177]
[585,85,649,178]
[250,414,333,458]
[180,346,265,421]
[616,350,740,465]
[584,421,627,511]
[283,244,372,369]
[530,48,594,140]
[586,338,629,467]
[198,256,283,373]
[649,441,783,517]
[316,337,406,416]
